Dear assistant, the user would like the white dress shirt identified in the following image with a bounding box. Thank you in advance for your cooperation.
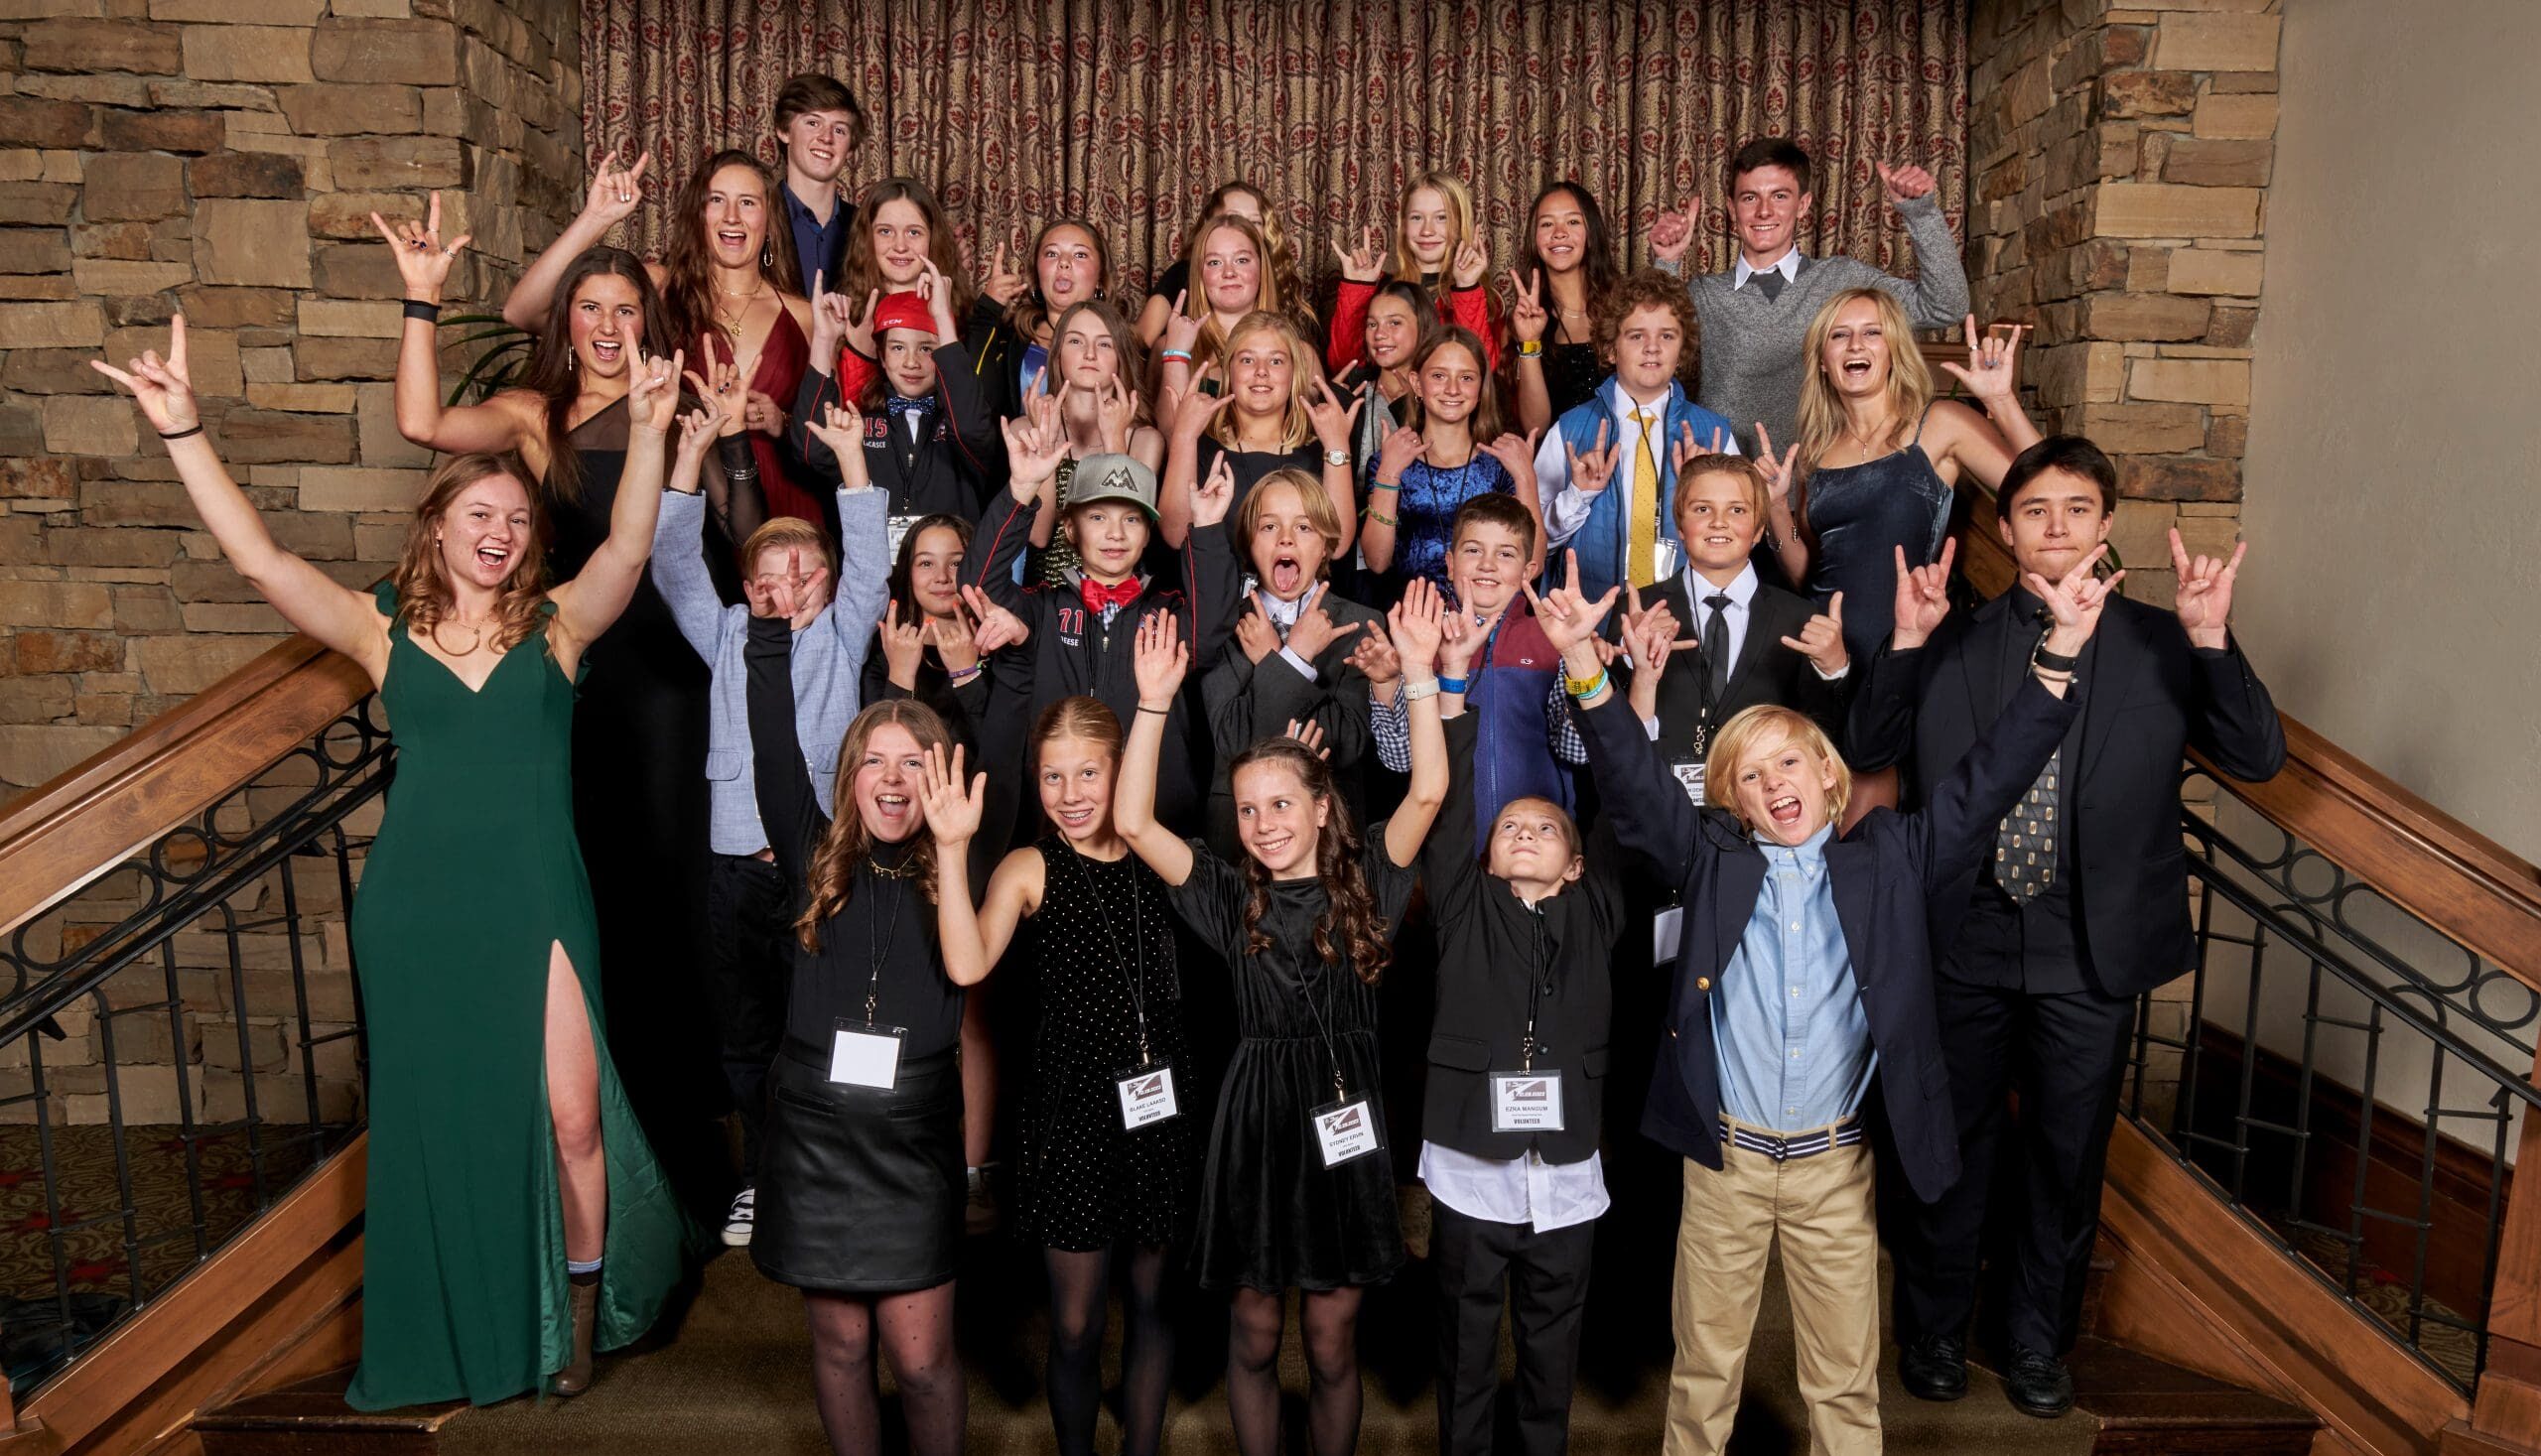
[1539,388,1739,545]
[1638,562,1847,738]
[1418,1140,1610,1234]
[1733,248,1803,291]
[1244,575,1320,682]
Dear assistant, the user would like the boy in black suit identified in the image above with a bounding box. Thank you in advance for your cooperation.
[1614,452,1850,790]
[1534,544,2116,1456]
[1850,435,2285,1418]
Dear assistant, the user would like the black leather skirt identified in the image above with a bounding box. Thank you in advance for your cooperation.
[751,1043,964,1295]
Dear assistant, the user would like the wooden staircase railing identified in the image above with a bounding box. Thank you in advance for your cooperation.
[0,631,376,1454]
[1946,483,2541,1456]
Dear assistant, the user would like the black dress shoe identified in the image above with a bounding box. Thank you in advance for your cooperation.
[1900,1333,1967,1401]
[2004,1343,2075,1418]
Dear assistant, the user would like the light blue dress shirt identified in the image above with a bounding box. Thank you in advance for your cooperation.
[1711,822,1877,1133]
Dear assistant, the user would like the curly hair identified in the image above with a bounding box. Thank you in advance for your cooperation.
[390,453,552,654]
[1228,739,1393,985]
[1593,268,1701,390]
[796,699,951,952]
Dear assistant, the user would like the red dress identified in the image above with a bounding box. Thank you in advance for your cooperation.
[711,308,822,526]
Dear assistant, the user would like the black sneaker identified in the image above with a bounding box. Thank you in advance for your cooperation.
[2004,1343,2075,1418]
[720,1185,755,1248]
[1900,1333,1967,1401]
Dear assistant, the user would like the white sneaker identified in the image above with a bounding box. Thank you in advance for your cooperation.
[721,1185,755,1248]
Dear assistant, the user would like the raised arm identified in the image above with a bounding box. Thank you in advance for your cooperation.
[1506,268,1554,436]
[1533,552,1698,882]
[1180,453,1242,663]
[744,610,826,884]
[93,318,389,680]
[1754,424,1809,586]
[1540,418,1611,552]
[550,348,677,656]
[1481,428,1547,578]
[964,403,1064,613]
[1844,541,1954,770]
[2171,533,2286,782]
[1303,376,1364,555]
[916,743,997,986]
[1870,165,1971,331]
[650,402,737,660]
[1117,611,1199,886]
[1930,318,2039,488]
[376,192,531,456]
[1379,580,1450,868]
[502,149,652,331]
[1915,546,2112,889]
[1157,375,1234,549]
[1358,425,1428,573]
[1417,705,1486,920]
[822,473,893,660]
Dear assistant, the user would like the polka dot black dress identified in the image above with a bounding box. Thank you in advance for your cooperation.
[1013,837,1195,1253]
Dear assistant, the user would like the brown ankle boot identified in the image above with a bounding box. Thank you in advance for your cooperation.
[554,1277,599,1396]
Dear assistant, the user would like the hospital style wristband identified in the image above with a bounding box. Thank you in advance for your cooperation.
[1517,338,1543,358]
[1564,668,1608,699]
[1435,674,1470,695]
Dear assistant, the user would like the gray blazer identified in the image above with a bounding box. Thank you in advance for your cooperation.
[653,485,892,857]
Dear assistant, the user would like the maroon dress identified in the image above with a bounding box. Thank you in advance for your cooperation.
[710,307,823,528]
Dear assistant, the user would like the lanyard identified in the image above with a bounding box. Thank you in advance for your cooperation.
[1089,852,1157,1068]
[1288,954,1356,1104]
[1682,576,1723,755]
[863,865,906,1027]
[1520,903,1552,1072]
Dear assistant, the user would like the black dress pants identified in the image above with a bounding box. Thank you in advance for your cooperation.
[703,852,793,1180]
[1893,970,2135,1357]
[1432,1201,1597,1456]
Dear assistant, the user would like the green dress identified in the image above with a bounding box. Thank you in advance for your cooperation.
[345,586,695,1410]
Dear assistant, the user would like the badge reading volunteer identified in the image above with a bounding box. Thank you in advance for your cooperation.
[1309,1095,1383,1168]
[1490,1070,1566,1131]
[1115,1061,1181,1129]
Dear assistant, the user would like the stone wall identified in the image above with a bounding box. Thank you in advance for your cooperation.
[1967,0,2280,604]
[0,0,582,798]
[0,0,582,1126]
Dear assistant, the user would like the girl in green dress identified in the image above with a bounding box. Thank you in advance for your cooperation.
[92,316,701,1409]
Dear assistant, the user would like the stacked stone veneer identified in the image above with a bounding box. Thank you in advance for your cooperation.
[1969,0,2283,1120]
[1969,0,2279,606]
[0,0,581,1125]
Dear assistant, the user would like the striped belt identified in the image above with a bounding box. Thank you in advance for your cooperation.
[1716,1117,1863,1162]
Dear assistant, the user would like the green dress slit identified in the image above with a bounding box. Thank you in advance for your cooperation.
[345,586,695,1410]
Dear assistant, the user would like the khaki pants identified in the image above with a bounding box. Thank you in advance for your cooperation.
[1664,1122,1881,1456]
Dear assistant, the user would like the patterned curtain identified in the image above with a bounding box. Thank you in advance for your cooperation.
[581,0,1965,296]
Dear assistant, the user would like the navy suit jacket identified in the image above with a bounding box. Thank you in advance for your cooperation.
[1845,593,2285,997]
[1577,679,2079,1203]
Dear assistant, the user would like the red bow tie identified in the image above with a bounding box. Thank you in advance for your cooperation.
[1078,577,1144,614]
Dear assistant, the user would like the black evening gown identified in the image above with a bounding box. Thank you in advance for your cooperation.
[543,399,738,1158]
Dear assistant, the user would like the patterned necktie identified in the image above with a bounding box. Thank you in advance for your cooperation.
[1702,593,1732,702]
[1628,408,1662,588]
[1995,746,2060,903]
[1748,267,1786,302]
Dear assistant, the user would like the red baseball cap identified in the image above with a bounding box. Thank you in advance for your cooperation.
[872,291,936,338]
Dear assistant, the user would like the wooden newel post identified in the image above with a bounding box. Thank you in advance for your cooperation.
[2446,1047,2541,1453]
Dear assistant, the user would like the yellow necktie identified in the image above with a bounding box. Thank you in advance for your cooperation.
[1628,408,1661,588]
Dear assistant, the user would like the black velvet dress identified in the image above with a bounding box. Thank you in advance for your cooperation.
[1168,834,1417,1291]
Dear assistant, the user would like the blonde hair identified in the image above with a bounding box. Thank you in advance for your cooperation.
[1206,311,1315,454]
[1704,705,1853,829]
[1672,452,1770,524]
[1794,288,1934,477]
[741,514,836,579]
[1393,173,1477,282]
[1236,467,1344,573]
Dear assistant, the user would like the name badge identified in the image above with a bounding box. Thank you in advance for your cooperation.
[828,1021,906,1090]
[1670,758,1706,808]
[1309,1096,1383,1168]
[1654,906,1684,964]
[1491,1071,1565,1131]
[1115,1062,1181,1129]
[886,513,923,562]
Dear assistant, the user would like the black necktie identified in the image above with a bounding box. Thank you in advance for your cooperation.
[1748,269,1785,303]
[1702,593,1732,702]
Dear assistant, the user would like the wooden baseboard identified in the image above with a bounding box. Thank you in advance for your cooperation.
[2098,1121,2468,1456]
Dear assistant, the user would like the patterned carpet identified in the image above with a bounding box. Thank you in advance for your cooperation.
[2282,1223,2478,1390]
[0,1122,334,1394]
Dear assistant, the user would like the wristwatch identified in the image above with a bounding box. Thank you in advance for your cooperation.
[1402,678,1441,702]
[1323,448,1350,467]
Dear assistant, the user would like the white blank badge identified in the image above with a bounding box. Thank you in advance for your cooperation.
[1116,1064,1180,1129]
[1491,1071,1565,1131]
[1311,1098,1382,1168]
[829,1023,904,1090]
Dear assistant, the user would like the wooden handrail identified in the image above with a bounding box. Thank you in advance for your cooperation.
[0,633,372,943]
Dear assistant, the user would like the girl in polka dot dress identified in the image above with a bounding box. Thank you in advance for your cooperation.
[934,694,1191,1456]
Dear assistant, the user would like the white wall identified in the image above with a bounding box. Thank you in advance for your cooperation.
[2239,0,2541,865]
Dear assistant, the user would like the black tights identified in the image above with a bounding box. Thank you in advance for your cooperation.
[802,1284,965,1456]
[1044,1242,1175,1456]
[1227,1284,1365,1456]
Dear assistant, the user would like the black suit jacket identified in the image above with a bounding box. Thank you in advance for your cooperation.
[1578,682,2079,1202]
[1846,592,2285,997]
[1634,571,1852,749]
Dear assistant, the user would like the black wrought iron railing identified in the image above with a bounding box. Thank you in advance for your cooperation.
[2123,767,2539,1397]
[0,695,389,1398]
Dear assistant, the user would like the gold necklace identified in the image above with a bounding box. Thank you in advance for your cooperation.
[713,276,765,340]
[426,616,488,655]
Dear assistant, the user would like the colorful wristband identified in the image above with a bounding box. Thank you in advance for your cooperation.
[1564,668,1608,699]
[1436,674,1469,695]
[1517,338,1544,358]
